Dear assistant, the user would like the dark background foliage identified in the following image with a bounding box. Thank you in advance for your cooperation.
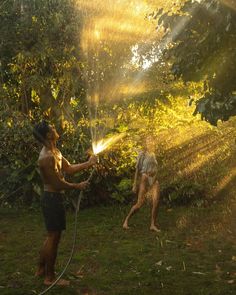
[152,0,236,125]
[1,0,236,208]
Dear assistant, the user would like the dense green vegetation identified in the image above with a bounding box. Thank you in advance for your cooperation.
[1,0,236,207]
[150,0,236,125]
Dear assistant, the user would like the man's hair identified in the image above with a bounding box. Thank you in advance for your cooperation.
[33,120,50,144]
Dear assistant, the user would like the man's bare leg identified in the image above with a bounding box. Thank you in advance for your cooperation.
[43,231,69,286]
[35,237,48,277]
[123,175,147,229]
[150,181,161,232]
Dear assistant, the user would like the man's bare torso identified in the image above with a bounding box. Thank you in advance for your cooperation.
[38,147,64,192]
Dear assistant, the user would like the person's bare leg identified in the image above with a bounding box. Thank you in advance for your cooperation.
[43,231,58,283]
[35,237,48,277]
[123,175,147,229]
[43,231,69,286]
[50,231,61,276]
[150,181,161,232]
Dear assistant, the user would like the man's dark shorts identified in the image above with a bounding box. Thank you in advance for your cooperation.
[41,192,66,231]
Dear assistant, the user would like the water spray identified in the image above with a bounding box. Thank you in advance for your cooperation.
[92,133,126,156]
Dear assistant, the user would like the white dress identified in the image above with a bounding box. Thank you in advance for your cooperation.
[136,151,158,187]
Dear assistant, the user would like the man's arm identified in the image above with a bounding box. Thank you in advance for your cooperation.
[62,155,97,175]
[40,155,88,191]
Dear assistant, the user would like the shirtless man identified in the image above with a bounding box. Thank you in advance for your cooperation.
[123,136,161,232]
[33,120,96,286]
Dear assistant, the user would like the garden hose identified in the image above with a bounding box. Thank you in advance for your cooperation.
[38,168,96,295]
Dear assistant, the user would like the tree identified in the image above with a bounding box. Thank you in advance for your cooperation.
[150,0,236,125]
[0,0,84,123]
[0,0,88,205]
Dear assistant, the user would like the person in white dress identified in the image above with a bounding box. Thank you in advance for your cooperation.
[123,136,161,232]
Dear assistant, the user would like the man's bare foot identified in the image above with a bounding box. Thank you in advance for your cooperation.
[35,268,45,277]
[123,222,130,230]
[150,225,161,232]
[44,278,70,286]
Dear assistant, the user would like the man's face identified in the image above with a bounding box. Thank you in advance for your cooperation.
[47,125,59,141]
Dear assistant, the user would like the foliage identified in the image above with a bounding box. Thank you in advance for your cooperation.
[111,178,133,203]
[162,180,205,206]
[0,0,90,206]
[0,110,40,206]
[1,92,236,208]
[0,0,85,122]
[1,0,236,209]
[151,0,236,125]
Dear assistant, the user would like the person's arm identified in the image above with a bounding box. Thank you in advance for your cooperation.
[132,167,138,193]
[132,153,142,193]
[40,155,89,190]
[62,155,97,175]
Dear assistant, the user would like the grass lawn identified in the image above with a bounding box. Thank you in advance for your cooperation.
[0,201,236,295]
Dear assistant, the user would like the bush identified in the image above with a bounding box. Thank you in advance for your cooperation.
[111,178,133,203]
[162,181,206,207]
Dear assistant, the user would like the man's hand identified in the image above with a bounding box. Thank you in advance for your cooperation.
[88,155,97,166]
[74,181,90,190]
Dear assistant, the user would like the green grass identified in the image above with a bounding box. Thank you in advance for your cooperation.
[0,202,236,295]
